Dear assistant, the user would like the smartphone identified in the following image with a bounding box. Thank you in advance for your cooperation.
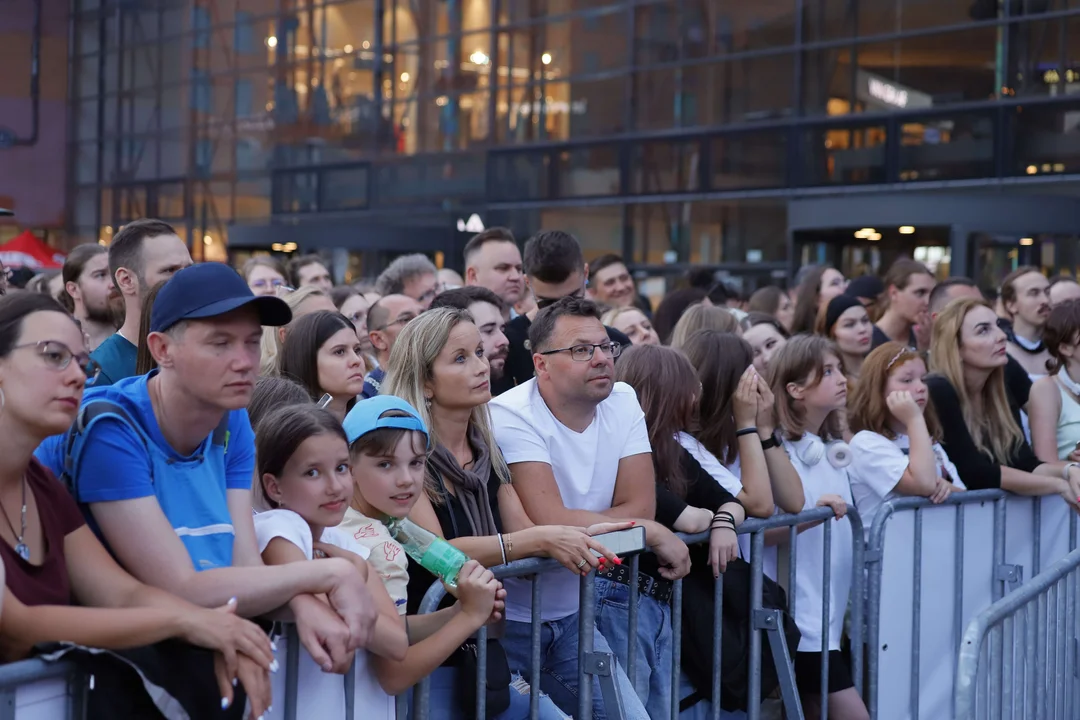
[317,393,333,409]
[590,526,647,558]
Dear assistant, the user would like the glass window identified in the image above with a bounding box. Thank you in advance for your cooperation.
[192,6,211,50]
[554,144,620,198]
[192,70,212,113]
[798,123,887,186]
[711,131,787,190]
[898,111,996,182]
[235,12,256,54]
[631,141,700,195]
[320,166,370,210]
[1011,103,1080,178]
[489,150,551,202]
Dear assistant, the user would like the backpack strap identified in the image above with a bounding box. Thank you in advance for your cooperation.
[62,400,151,499]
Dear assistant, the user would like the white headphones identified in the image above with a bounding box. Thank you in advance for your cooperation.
[794,436,853,469]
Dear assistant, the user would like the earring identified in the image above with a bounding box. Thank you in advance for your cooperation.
[425,396,432,408]
[0,385,5,415]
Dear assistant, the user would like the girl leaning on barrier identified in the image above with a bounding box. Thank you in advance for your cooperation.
[253,403,411,719]
[768,334,869,720]
[680,329,804,518]
[0,292,274,718]
[1028,299,1080,464]
[847,342,965,532]
[612,343,746,717]
[927,297,1080,509]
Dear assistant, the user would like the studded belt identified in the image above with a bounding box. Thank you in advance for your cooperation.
[596,563,673,604]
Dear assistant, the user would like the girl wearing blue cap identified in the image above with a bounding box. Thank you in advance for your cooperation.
[340,395,541,719]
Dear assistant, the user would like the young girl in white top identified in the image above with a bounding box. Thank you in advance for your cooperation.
[769,335,868,720]
[1029,300,1080,463]
[847,342,964,532]
[253,404,409,720]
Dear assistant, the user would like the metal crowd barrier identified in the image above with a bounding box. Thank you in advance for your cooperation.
[409,505,865,720]
[864,490,1080,720]
[0,658,83,720]
[954,545,1080,720]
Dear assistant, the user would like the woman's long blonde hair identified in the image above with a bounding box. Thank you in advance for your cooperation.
[929,297,1022,463]
[381,307,511,500]
[259,286,330,376]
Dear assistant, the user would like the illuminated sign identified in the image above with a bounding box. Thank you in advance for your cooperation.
[856,71,933,111]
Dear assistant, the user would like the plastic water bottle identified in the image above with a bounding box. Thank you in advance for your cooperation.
[385,516,468,587]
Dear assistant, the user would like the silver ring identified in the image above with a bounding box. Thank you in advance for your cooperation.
[576,559,588,569]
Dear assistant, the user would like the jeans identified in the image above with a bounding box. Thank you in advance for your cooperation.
[410,666,570,720]
[593,577,673,720]
[502,612,649,720]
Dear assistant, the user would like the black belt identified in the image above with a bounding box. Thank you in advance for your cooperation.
[596,563,673,604]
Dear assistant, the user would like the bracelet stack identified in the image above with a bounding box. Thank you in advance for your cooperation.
[711,510,736,533]
[497,533,508,565]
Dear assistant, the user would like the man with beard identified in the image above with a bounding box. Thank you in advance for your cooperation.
[90,219,192,385]
[429,286,511,381]
[999,266,1053,379]
[62,243,118,351]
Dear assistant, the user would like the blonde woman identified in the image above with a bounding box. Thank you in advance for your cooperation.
[668,303,740,349]
[927,297,1080,506]
[601,306,659,346]
[259,286,336,376]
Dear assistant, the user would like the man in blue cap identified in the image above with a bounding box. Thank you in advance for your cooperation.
[36,262,379,676]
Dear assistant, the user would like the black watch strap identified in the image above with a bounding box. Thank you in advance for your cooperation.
[760,431,781,450]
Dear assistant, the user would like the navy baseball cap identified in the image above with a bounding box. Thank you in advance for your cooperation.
[150,262,292,333]
[343,395,430,450]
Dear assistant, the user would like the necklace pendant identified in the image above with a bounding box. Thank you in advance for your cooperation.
[15,543,29,561]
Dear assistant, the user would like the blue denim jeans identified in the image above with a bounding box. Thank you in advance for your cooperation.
[409,666,570,720]
[502,612,649,720]
[593,577,673,720]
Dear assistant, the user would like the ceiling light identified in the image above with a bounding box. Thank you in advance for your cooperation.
[868,232,882,241]
[1020,237,1034,246]
[343,44,353,54]
[400,72,410,83]
[470,50,489,65]
[266,36,277,48]
[854,228,876,239]
[1026,165,1038,175]
[202,234,212,245]
[541,52,552,65]
[899,226,915,235]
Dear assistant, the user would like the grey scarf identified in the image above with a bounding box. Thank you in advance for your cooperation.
[427,425,499,537]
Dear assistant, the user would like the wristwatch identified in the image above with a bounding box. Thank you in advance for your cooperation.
[760,430,782,450]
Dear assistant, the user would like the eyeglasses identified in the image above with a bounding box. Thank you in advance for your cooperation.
[373,313,417,332]
[539,341,622,362]
[11,340,99,381]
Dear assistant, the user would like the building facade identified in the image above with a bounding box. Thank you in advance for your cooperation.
[66,0,1080,287]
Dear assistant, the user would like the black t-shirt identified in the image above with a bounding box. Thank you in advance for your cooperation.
[493,315,632,396]
[404,456,504,616]
[1004,354,1033,409]
[870,324,917,350]
[926,374,1040,490]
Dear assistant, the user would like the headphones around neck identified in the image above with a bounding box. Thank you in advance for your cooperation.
[794,436,853,469]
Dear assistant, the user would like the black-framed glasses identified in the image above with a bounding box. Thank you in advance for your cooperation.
[11,340,99,381]
[539,341,622,362]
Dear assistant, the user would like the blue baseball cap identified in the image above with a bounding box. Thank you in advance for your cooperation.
[343,395,430,449]
[150,262,292,333]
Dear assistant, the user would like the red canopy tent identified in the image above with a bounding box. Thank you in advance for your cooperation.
[0,230,66,270]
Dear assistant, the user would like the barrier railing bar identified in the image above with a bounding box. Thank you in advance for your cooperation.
[626,552,640,692]
[956,546,1080,719]
[529,575,541,720]
[711,571,724,720]
[1033,501,1043,577]
[475,624,488,720]
[577,570,596,720]
[344,657,356,719]
[670,578,683,720]
[0,659,78,689]
[848,508,865,697]
[747,529,765,720]
[284,624,300,720]
[910,507,922,720]
[820,517,832,720]
[788,524,798,620]
[953,501,967,692]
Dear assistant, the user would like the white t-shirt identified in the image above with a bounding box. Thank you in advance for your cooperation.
[849,431,964,533]
[489,379,652,622]
[783,434,855,653]
[253,509,394,720]
[337,508,410,615]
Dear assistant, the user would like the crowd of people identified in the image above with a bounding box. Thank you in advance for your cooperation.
[1,220,1080,720]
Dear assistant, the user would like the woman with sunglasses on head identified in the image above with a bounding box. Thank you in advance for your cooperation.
[0,293,273,717]
[848,342,964,531]
[928,297,1080,507]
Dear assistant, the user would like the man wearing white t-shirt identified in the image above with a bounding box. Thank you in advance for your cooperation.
[489,296,690,720]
